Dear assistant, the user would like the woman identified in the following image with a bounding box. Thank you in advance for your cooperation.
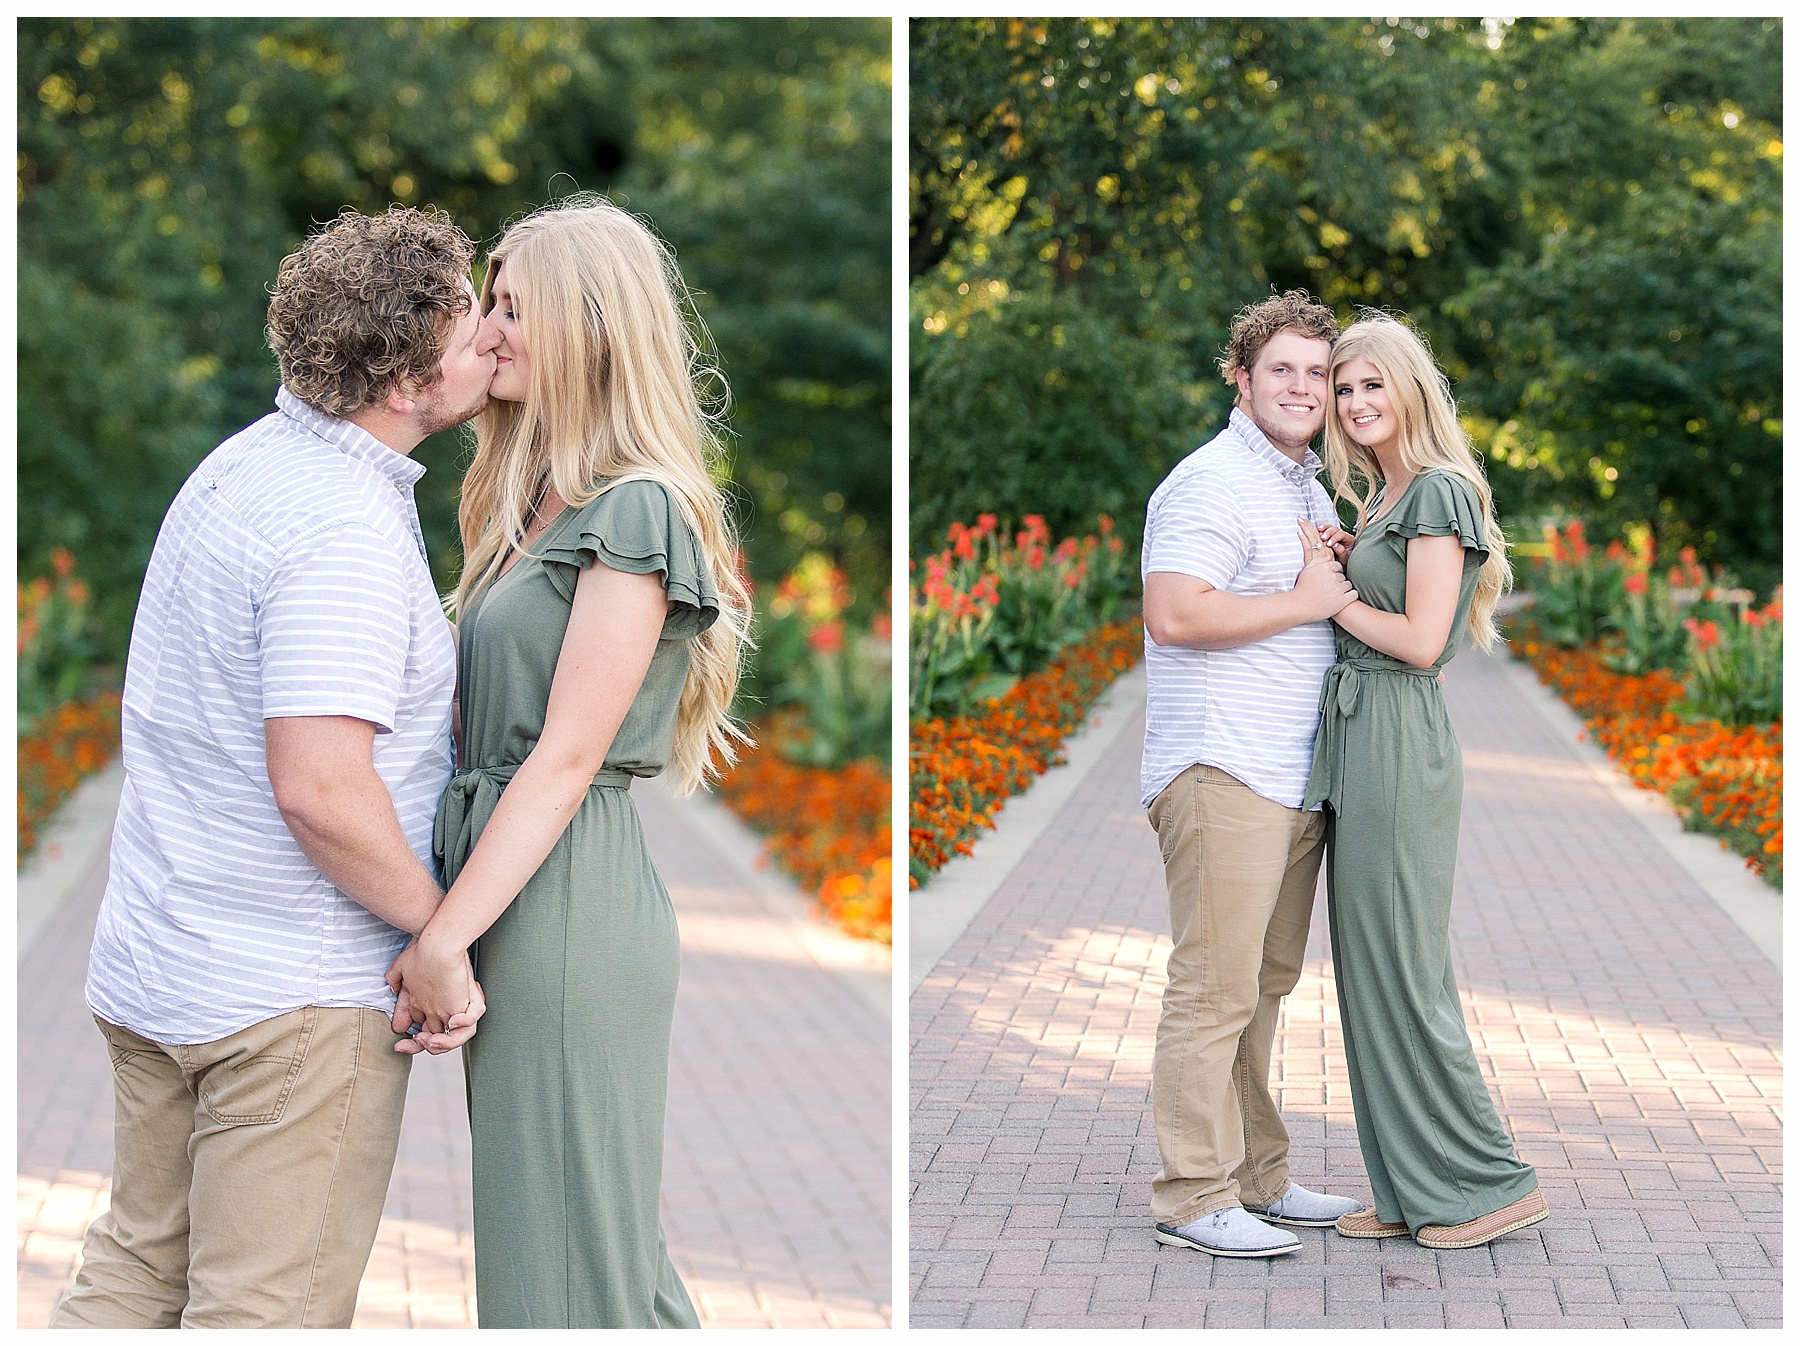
[1297,313,1546,1249]
[387,197,751,1326]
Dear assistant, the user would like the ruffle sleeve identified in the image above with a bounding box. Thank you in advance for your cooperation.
[539,478,721,640]
[1370,470,1488,562]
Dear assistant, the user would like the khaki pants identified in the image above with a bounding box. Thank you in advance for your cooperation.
[1147,763,1324,1225]
[50,1006,411,1329]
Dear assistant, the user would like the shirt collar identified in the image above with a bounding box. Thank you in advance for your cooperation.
[274,385,427,491]
[1228,406,1324,483]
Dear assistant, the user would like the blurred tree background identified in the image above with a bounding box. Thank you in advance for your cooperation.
[19,16,891,661]
[911,17,1780,596]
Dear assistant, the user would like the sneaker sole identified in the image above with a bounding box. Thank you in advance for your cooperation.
[1153,1223,1301,1258]
[1414,1205,1548,1250]
[1242,1207,1349,1228]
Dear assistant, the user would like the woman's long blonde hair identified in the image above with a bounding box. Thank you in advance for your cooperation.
[453,196,751,791]
[1322,313,1512,650]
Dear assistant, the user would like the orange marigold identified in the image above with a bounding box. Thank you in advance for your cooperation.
[910,618,1142,887]
[1513,624,1781,886]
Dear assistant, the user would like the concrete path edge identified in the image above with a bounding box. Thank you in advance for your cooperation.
[904,645,1779,990]
[18,762,125,962]
[909,662,1147,990]
[1493,642,1781,968]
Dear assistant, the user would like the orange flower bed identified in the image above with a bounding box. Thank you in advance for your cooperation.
[910,617,1142,887]
[1516,634,1781,886]
[715,742,892,944]
[19,692,121,865]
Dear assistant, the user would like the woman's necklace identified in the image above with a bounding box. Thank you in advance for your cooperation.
[1368,470,1415,524]
[498,482,561,580]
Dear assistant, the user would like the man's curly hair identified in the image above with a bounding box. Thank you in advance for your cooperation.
[266,206,476,417]
[1218,289,1339,386]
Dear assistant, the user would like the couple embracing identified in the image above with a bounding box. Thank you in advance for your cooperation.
[54,200,746,1327]
[1141,291,1548,1258]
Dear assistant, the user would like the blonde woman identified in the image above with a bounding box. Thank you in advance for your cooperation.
[1297,314,1546,1251]
[386,197,750,1327]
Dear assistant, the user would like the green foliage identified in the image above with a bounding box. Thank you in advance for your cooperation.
[1604,573,1693,678]
[734,552,890,768]
[910,514,1135,719]
[752,620,892,768]
[1521,527,1622,649]
[911,16,1781,590]
[18,265,224,648]
[18,551,103,723]
[20,17,890,659]
[910,295,1198,550]
[1679,607,1782,727]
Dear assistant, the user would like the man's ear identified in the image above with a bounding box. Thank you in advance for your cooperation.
[1235,367,1252,401]
[382,381,419,417]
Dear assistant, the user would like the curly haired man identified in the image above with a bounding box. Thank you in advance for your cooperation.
[52,207,500,1327]
[1139,290,1364,1257]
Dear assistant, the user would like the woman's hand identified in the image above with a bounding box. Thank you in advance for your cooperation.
[1298,517,1353,568]
[386,933,476,1037]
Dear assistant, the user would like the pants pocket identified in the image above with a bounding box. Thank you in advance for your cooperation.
[198,1007,319,1126]
[99,1034,153,1073]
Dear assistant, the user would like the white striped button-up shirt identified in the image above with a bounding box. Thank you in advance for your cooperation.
[1140,408,1339,810]
[86,387,457,1045]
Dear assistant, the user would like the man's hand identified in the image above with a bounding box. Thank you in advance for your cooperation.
[385,933,478,1039]
[1291,556,1358,622]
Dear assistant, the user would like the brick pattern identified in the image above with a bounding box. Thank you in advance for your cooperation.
[909,645,1781,1328]
[17,786,891,1329]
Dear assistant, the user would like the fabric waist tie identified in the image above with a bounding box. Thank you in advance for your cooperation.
[1302,658,1442,813]
[433,763,634,888]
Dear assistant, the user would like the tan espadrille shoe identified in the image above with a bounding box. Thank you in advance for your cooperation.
[1334,1207,1410,1239]
[1414,1189,1548,1250]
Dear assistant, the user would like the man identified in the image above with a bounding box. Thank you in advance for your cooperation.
[1139,289,1363,1258]
[52,207,499,1328]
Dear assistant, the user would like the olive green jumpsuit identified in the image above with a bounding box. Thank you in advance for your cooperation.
[439,479,712,1327]
[1303,470,1538,1231]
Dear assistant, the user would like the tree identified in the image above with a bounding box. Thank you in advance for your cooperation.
[909,17,1782,592]
[19,17,892,656]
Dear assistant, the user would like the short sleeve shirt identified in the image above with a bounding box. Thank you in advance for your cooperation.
[85,387,458,1045]
[1140,408,1339,809]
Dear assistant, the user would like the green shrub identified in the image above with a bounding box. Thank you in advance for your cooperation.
[910,294,1204,553]
[1679,596,1782,728]
[18,548,103,725]
[911,513,1135,720]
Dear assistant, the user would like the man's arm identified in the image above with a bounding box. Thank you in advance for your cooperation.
[1144,559,1357,650]
[264,715,443,934]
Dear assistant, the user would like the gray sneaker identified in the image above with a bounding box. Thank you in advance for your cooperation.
[1154,1206,1302,1258]
[1244,1182,1365,1227]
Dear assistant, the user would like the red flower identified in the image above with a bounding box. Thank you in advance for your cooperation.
[1683,617,1720,651]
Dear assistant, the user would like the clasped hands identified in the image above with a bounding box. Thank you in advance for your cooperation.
[385,931,486,1055]
[1293,516,1359,620]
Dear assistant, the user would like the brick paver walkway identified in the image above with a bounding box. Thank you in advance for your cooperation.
[18,785,891,1328]
[910,645,1781,1328]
